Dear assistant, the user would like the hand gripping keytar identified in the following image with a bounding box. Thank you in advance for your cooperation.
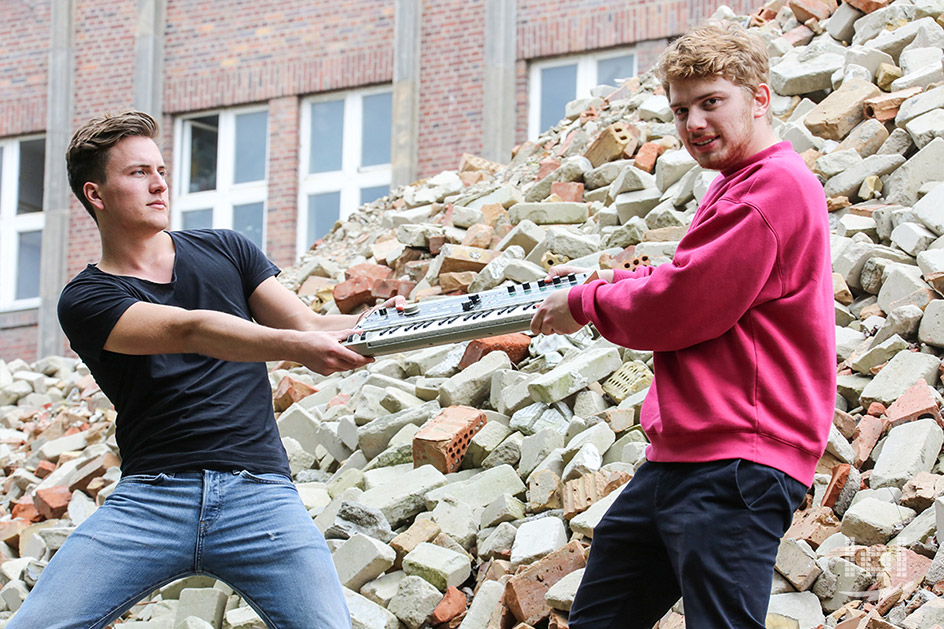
[343,272,591,356]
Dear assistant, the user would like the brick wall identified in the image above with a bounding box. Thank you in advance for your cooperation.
[0,1,49,137]
[266,96,300,267]
[66,0,139,281]
[417,0,487,178]
[163,0,394,113]
[0,312,39,363]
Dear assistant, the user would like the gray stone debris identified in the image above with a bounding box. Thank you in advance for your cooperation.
[12,2,944,625]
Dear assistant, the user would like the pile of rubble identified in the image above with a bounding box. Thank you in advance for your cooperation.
[5,0,944,626]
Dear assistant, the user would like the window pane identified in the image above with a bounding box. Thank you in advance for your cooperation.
[360,185,389,206]
[597,54,636,87]
[233,201,264,250]
[181,208,213,230]
[17,138,45,214]
[234,111,268,184]
[15,230,42,300]
[309,100,344,174]
[540,64,578,132]
[307,192,340,246]
[361,92,392,168]
[187,115,219,193]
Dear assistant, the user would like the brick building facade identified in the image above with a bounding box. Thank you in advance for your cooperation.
[0,0,755,362]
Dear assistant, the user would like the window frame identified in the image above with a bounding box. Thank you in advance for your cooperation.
[0,134,46,312]
[297,84,393,256]
[172,105,270,250]
[528,47,638,139]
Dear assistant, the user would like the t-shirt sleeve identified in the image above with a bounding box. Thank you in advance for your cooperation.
[58,275,140,362]
[218,230,280,297]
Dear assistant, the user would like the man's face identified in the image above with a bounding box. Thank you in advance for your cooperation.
[89,135,169,232]
[668,75,767,171]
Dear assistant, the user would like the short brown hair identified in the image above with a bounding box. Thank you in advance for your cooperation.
[655,21,770,98]
[66,111,160,222]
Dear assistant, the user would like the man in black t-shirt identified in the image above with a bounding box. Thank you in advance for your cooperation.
[9,111,385,628]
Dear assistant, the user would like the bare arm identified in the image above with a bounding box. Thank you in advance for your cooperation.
[103,282,371,374]
[248,276,358,332]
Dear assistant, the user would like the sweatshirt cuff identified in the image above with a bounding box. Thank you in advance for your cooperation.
[567,284,593,326]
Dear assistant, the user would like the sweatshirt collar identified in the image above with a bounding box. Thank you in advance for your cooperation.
[720,141,791,178]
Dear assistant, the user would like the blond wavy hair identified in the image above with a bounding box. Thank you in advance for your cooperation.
[655,21,770,98]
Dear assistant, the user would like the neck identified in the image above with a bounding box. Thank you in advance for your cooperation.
[98,227,174,281]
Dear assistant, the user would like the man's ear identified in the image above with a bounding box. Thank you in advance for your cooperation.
[83,181,105,212]
[752,83,772,119]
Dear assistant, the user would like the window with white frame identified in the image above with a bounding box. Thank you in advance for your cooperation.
[0,136,45,311]
[528,49,637,138]
[173,107,269,251]
[299,86,392,254]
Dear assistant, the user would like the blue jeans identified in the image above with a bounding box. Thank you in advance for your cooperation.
[8,470,350,629]
[568,459,807,629]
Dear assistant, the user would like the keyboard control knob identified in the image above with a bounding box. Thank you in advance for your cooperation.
[470,294,481,303]
[552,276,561,285]
[378,308,387,316]
[404,303,420,316]
[568,273,577,283]
[507,285,515,294]
[462,300,474,311]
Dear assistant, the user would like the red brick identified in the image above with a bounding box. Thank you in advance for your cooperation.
[11,496,42,523]
[789,0,836,22]
[537,158,561,180]
[34,486,72,520]
[429,234,448,255]
[867,402,887,417]
[852,415,885,467]
[886,380,941,429]
[333,277,374,314]
[440,272,477,294]
[298,275,337,297]
[583,122,639,167]
[480,203,510,229]
[413,406,488,473]
[821,463,851,511]
[784,506,842,550]
[550,181,584,203]
[273,375,318,413]
[68,452,122,493]
[633,141,666,173]
[34,460,56,479]
[345,263,394,283]
[562,469,631,519]
[462,223,496,249]
[371,279,416,301]
[845,0,890,12]
[458,333,532,370]
[0,518,30,546]
[432,586,467,624]
[782,24,816,46]
[504,540,587,625]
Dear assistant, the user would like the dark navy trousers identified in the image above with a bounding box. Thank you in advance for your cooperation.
[568,459,807,629]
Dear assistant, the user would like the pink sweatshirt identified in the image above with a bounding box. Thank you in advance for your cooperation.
[568,142,835,486]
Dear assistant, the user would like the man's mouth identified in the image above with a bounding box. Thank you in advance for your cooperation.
[692,136,717,147]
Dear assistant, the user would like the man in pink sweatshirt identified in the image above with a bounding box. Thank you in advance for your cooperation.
[531,22,835,628]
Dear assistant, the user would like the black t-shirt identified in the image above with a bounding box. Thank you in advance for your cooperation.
[58,229,291,477]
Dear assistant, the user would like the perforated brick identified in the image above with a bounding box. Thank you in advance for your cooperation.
[413,406,488,473]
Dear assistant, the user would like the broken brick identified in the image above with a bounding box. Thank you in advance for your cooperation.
[332,277,374,314]
[885,380,941,429]
[458,333,532,370]
[504,540,587,625]
[432,586,467,624]
[11,496,41,523]
[34,486,72,520]
[273,375,318,413]
[68,452,122,494]
[413,406,488,473]
[632,141,666,173]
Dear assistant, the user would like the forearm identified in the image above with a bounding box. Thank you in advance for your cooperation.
[175,309,308,363]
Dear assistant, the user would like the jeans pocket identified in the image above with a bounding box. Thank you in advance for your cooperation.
[119,472,173,485]
[237,470,294,486]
